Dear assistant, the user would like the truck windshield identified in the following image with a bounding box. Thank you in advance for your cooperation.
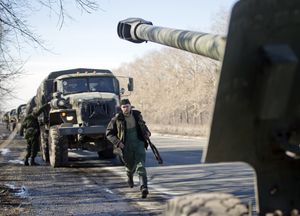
[62,77,117,94]
[89,77,115,92]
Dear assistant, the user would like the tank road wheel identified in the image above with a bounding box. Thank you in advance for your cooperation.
[48,125,68,167]
[40,127,49,162]
[162,193,249,216]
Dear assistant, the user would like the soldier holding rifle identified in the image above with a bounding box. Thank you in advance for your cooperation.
[106,99,151,198]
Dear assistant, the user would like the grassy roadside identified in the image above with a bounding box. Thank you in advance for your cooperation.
[148,124,209,139]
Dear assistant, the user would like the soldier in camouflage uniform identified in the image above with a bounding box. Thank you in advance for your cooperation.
[22,103,50,166]
[106,99,151,198]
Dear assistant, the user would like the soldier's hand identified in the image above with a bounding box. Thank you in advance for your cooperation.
[118,142,124,149]
[145,132,150,138]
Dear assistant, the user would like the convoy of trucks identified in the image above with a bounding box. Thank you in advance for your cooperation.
[1,68,133,168]
[1,0,299,214]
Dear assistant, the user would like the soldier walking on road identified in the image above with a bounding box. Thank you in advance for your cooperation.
[106,99,151,198]
[22,102,50,166]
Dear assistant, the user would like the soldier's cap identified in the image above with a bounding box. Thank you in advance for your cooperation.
[121,99,131,105]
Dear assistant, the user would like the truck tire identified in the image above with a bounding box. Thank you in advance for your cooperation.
[12,123,16,131]
[162,193,249,216]
[19,125,24,136]
[40,127,49,162]
[118,155,125,166]
[48,125,68,167]
[97,147,117,159]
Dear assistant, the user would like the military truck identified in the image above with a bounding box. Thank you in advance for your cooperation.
[2,111,9,129]
[8,109,17,131]
[35,68,133,167]
[15,104,26,136]
[117,0,300,215]
[26,96,36,116]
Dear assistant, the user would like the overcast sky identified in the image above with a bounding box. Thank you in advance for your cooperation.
[6,0,238,110]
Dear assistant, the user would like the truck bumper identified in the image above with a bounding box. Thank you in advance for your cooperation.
[59,123,107,135]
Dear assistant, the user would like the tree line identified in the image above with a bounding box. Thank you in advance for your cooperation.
[113,48,220,136]
[113,6,229,136]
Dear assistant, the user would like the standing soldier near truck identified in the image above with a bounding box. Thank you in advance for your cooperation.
[23,102,50,166]
[106,99,151,198]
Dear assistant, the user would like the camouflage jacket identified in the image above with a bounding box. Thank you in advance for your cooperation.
[106,110,150,157]
[22,103,50,129]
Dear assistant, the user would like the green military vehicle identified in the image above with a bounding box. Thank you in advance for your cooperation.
[118,0,300,215]
[8,109,17,132]
[35,68,133,167]
[2,111,9,130]
[15,104,26,136]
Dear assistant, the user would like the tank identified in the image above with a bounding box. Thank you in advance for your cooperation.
[117,0,300,215]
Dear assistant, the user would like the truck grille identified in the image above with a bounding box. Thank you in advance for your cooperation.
[89,104,108,117]
[81,101,115,126]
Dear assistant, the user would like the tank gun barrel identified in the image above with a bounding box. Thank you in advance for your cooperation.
[117,18,226,61]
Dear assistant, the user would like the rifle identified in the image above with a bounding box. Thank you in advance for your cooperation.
[146,137,163,165]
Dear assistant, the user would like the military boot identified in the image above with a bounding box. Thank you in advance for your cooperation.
[24,157,29,166]
[127,174,134,188]
[139,176,148,198]
[30,157,39,166]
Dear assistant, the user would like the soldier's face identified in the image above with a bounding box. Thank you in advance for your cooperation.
[121,104,131,115]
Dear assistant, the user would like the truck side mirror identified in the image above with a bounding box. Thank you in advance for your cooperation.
[128,78,133,91]
[120,88,125,94]
[53,92,62,99]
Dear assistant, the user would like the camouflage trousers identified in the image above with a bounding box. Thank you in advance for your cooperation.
[25,128,40,158]
[123,127,147,177]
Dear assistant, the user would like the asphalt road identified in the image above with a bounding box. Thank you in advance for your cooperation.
[57,134,257,212]
[99,135,256,207]
[0,125,256,215]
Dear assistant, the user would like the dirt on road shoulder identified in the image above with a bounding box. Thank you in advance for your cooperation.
[0,125,166,216]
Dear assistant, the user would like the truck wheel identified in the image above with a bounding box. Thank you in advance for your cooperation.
[104,147,117,159]
[40,127,49,162]
[162,193,249,216]
[48,125,68,167]
[19,125,24,136]
[118,155,125,166]
[97,148,117,159]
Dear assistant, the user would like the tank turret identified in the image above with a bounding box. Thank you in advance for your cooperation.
[117,0,300,215]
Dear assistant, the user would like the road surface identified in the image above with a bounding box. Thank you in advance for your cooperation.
[0,125,256,215]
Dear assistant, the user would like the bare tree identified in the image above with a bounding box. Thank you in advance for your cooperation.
[0,0,99,109]
[210,5,231,35]
[113,47,216,136]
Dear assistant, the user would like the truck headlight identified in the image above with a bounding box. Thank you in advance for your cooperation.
[60,111,77,123]
[66,116,74,121]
